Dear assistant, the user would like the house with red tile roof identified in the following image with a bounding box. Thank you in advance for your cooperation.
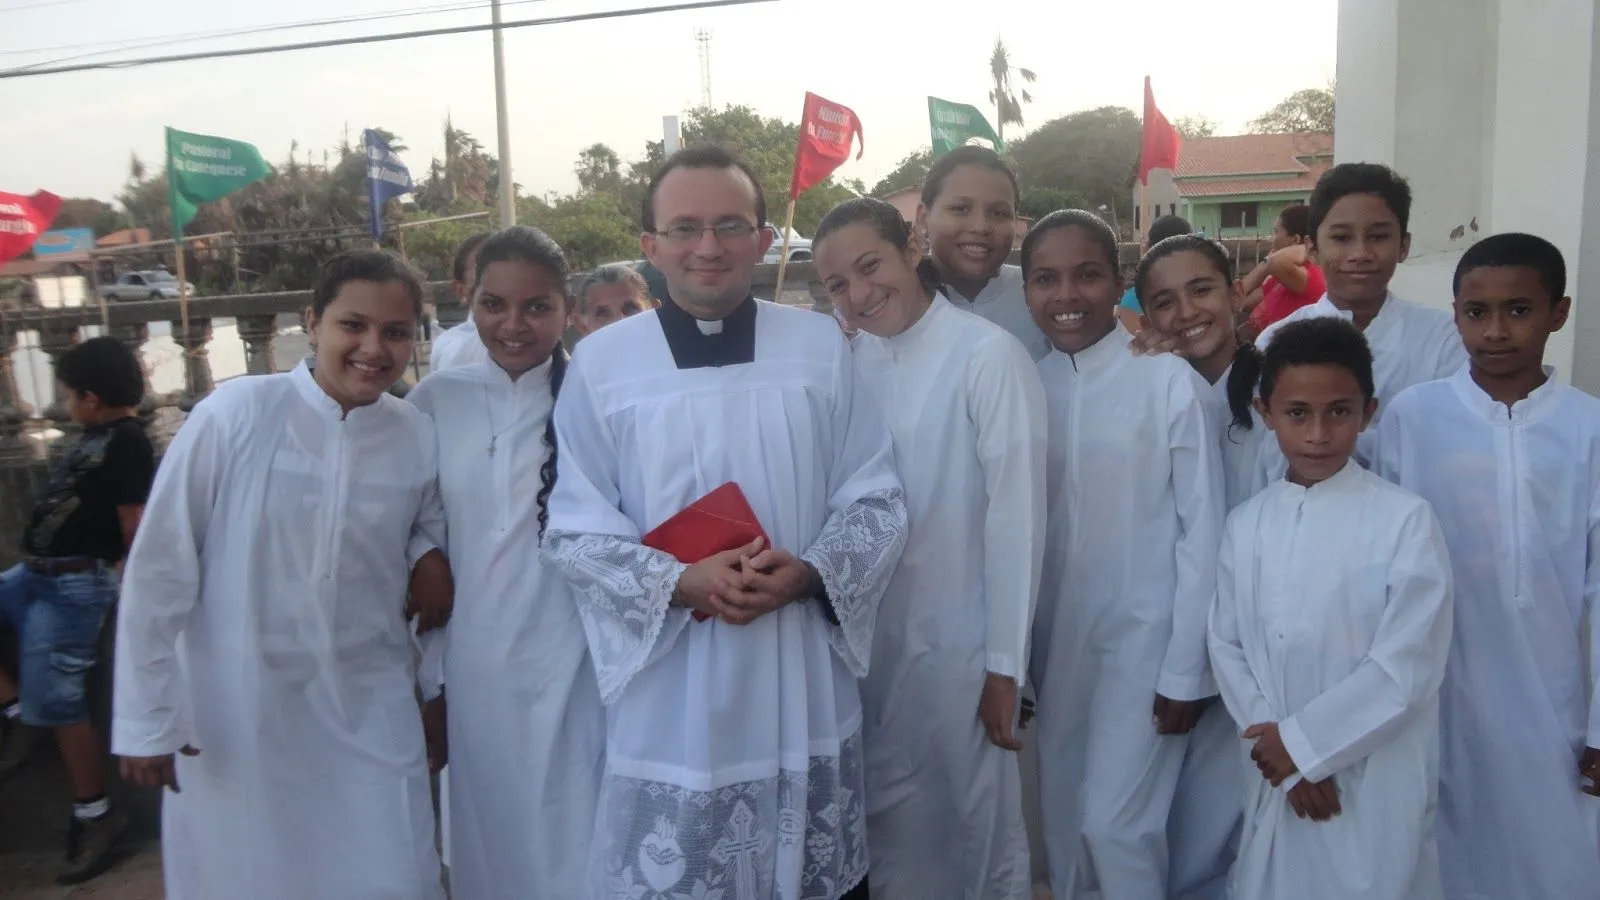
[1133,132,1334,238]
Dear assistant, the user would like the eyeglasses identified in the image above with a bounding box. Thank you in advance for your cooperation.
[655,220,761,244]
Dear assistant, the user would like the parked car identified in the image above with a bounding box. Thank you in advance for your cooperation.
[763,226,812,265]
[99,270,193,302]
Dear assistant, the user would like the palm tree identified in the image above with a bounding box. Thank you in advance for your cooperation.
[988,38,1037,145]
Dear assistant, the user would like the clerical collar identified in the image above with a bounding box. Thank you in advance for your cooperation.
[657,294,758,369]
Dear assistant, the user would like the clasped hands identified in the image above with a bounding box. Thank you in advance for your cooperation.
[672,537,822,626]
[1244,720,1341,822]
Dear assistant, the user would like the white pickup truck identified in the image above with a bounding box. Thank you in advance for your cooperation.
[99,270,193,302]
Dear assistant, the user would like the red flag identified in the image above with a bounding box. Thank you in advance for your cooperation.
[0,190,63,266]
[1139,76,1182,185]
[789,92,864,200]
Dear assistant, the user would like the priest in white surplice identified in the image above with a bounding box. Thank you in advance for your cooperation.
[542,145,908,900]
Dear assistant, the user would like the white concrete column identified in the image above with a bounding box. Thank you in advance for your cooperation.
[1337,0,1600,390]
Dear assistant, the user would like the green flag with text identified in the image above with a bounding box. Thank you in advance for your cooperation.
[927,97,1005,158]
[165,127,270,236]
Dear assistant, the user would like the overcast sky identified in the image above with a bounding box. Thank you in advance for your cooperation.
[0,0,1338,204]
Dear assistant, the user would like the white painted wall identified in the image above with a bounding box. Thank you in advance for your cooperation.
[1337,0,1600,390]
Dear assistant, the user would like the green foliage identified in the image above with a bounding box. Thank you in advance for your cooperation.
[1248,86,1335,134]
[871,148,933,197]
[51,198,129,237]
[1018,186,1089,221]
[1010,106,1142,223]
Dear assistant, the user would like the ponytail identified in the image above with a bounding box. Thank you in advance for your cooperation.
[535,346,569,539]
[1226,342,1263,433]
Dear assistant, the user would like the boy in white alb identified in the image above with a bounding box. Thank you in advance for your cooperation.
[1375,233,1600,900]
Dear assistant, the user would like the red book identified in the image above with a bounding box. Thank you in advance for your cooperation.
[642,482,770,622]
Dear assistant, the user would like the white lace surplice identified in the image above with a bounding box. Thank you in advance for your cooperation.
[543,301,908,900]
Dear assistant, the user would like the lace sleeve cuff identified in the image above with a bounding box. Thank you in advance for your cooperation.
[802,487,908,678]
[542,530,691,704]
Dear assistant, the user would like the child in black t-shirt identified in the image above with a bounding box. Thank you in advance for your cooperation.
[0,336,153,885]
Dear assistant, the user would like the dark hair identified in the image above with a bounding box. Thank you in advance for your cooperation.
[452,231,494,285]
[473,225,572,296]
[1147,214,1193,246]
[642,144,767,233]
[55,336,145,407]
[312,249,425,320]
[470,226,572,538]
[1453,231,1567,302]
[575,263,650,314]
[813,197,941,293]
[1226,317,1375,431]
[1021,209,1118,279]
[1277,203,1311,239]
[920,144,1020,209]
[1133,234,1234,306]
[1308,162,1412,238]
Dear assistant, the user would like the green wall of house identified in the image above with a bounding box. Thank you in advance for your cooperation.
[1184,193,1312,239]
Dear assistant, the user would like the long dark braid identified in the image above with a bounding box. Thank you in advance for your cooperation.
[535,345,569,539]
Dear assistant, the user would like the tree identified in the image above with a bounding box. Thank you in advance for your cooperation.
[1174,115,1219,139]
[575,143,624,196]
[1017,186,1088,221]
[1009,106,1143,223]
[1247,85,1335,134]
[52,197,128,236]
[988,38,1037,145]
[870,148,933,197]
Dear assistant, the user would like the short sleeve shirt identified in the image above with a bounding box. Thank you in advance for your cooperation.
[24,417,156,561]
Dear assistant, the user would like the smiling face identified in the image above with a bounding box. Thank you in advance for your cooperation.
[305,278,417,411]
[1024,225,1121,355]
[473,259,568,377]
[1141,249,1240,380]
[815,221,929,339]
[641,165,773,319]
[575,281,653,336]
[918,163,1017,295]
[1314,193,1410,310]
[1257,362,1376,487]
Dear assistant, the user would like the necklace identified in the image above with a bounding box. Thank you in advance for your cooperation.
[483,384,515,457]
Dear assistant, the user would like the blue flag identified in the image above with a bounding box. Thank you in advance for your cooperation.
[364,129,414,240]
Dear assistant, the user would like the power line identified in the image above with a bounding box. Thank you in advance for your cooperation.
[0,0,775,79]
[2,0,548,64]
[1,0,775,78]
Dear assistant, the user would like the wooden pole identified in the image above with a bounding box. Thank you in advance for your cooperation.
[773,199,797,300]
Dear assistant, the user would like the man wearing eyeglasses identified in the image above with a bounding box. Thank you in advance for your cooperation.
[542,144,906,900]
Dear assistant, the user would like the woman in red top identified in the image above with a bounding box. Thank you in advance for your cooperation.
[1238,203,1326,340]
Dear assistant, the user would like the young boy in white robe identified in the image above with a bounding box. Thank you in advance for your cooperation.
[1023,209,1226,899]
[918,146,1051,361]
[1209,316,1453,900]
[429,232,492,372]
[406,226,604,898]
[1374,233,1600,900]
[113,250,450,900]
[814,197,1046,900]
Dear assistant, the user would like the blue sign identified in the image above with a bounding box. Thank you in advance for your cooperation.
[32,227,95,258]
[364,129,414,240]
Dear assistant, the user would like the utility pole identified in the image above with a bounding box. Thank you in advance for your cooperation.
[492,0,516,225]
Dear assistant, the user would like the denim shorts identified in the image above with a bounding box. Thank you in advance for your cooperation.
[0,562,118,727]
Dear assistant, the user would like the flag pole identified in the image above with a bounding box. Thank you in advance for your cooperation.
[773,199,797,300]
[174,235,193,397]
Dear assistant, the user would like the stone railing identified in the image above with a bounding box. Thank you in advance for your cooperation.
[0,263,829,568]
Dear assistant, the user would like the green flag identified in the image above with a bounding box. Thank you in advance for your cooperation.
[927,97,1005,158]
[165,127,270,236]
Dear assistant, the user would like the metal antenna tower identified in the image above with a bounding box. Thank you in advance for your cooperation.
[695,29,713,108]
